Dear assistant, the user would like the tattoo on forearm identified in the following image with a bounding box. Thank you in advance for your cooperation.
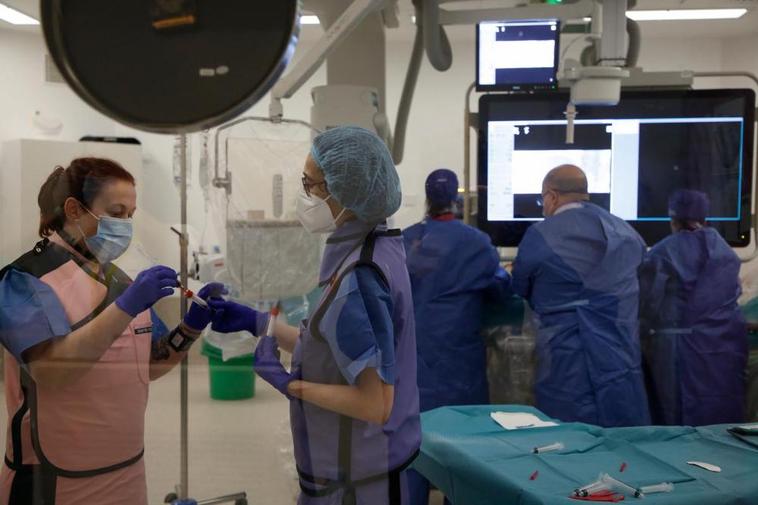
[151,335,172,361]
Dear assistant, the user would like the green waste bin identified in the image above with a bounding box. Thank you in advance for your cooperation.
[201,339,255,400]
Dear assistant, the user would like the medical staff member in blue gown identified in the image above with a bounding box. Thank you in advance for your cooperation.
[640,189,747,426]
[403,169,513,505]
[511,164,650,427]
[208,126,421,505]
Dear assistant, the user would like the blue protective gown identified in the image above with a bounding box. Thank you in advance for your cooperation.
[639,227,747,426]
[403,217,513,412]
[512,203,651,427]
[403,216,512,505]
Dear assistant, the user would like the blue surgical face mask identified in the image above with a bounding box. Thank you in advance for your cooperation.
[77,204,133,264]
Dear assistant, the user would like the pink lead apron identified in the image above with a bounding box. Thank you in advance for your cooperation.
[0,233,152,505]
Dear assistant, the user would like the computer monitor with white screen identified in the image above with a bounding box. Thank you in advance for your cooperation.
[476,18,560,91]
[477,89,755,247]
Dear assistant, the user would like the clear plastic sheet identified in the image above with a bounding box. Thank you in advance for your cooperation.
[226,219,321,303]
[203,120,322,360]
[485,304,537,405]
[215,120,322,303]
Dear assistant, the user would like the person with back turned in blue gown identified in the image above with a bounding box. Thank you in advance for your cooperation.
[403,168,513,505]
[511,164,650,427]
[639,189,747,426]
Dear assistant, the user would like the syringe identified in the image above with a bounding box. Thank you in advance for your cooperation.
[533,442,565,454]
[637,482,673,496]
[600,473,643,498]
[573,479,610,497]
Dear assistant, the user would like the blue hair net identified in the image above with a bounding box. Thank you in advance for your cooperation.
[425,168,459,205]
[311,126,401,223]
[668,189,709,222]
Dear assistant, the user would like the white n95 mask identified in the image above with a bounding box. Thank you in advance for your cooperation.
[296,189,344,234]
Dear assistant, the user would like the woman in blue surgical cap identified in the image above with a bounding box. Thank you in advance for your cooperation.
[209,126,421,505]
[639,189,748,426]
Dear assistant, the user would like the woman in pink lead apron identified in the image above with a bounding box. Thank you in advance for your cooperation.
[0,158,219,505]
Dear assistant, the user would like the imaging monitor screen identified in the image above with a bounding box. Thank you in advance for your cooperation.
[478,89,756,247]
[476,18,560,91]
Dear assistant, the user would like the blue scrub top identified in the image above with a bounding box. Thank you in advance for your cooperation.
[0,269,71,362]
[318,264,396,386]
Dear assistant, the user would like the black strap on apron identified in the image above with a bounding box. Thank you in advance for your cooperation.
[3,371,144,505]
[3,374,57,505]
[15,368,145,479]
[297,450,419,502]
[310,229,395,343]
[299,228,413,504]
[338,414,356,505]
[7,460,57,505]
[9,381,29,470]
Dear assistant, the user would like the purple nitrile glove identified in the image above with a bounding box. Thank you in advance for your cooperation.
[116,265,179,317]
[253,336,298,398]
[182,282,228,332]
[208,299,269,336]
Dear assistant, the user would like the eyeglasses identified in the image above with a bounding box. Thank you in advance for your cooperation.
[536,190,552,208]
[302,176,327,197]
[537,188,586,207]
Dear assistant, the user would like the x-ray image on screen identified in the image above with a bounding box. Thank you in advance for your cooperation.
[488,123,614,219]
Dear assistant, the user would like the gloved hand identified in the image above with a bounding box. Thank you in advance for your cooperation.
[253,336,299,398]
[495,265,510,279]
[116,265,179,317]
[183,282,228,331]
[208,299,269,336]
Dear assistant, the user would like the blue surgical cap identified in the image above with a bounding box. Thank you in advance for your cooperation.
[669,189,709,222]
[425,169,459,206]
[311,126,401,223]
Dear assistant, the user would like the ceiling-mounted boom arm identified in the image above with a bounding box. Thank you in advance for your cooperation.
[269,0,391,120]
[418,0,452,72]
[433,0,594,26]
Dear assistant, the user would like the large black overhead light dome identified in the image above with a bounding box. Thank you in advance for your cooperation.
[41,0,299,133]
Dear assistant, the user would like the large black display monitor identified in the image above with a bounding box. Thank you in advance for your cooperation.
[478,89,756,247]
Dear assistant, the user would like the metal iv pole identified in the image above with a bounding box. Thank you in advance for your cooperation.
[167,135,247,505]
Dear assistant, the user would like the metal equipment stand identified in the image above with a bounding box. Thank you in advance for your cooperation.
[164,134,248,505]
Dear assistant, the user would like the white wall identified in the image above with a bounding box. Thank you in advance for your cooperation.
[719,34,758,89]
[0,31,116,159]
